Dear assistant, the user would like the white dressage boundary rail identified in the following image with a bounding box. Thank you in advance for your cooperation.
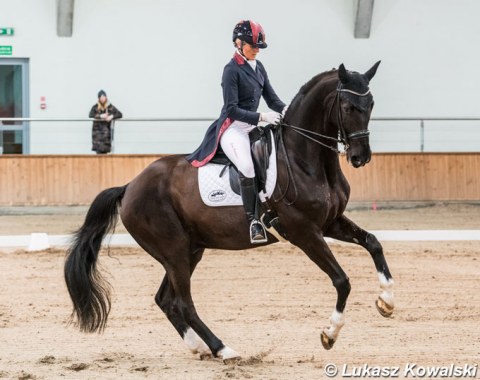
[0,230,479,251]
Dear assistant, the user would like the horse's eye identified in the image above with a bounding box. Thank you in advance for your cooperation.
[342,103,354,114]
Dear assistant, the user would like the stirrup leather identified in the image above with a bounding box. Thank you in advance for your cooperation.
[249,220,268,244]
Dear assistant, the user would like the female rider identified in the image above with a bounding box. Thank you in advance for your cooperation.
[187,20,287,244]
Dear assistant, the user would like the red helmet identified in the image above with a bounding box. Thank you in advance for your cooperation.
[232,20,267,49]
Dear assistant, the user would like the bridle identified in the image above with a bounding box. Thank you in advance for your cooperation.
[334,83,371,148]
[281,82,371,152]
[272,82,372,205]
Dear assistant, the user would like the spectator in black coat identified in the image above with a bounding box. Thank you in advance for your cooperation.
[89,90,122,154]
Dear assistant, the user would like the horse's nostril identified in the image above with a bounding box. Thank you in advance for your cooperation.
[351,156,364,168]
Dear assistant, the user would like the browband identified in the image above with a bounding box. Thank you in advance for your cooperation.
[338,88,371,97]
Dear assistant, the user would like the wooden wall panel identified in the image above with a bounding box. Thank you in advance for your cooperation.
[0,153,478,205]
[0,155,163,205]
[340,153,480,201]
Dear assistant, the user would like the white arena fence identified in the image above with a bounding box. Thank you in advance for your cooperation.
[1,230,480,252]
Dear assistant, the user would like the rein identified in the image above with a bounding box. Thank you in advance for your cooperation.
[282,124,342,153]
[272,82,371,205]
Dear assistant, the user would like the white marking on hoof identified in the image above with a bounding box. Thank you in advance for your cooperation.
[218,346,241,362]
[378,272,395,309]
[323,310,345,341]
[183,328,211,356]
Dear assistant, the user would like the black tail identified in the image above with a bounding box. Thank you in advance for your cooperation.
[64,185,127,333]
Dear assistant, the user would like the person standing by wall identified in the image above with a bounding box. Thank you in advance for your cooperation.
[89,90,123,154]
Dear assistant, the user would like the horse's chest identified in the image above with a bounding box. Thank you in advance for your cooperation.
[301,180,349,223]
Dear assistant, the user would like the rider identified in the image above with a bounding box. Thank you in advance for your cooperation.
[187,20,287,244]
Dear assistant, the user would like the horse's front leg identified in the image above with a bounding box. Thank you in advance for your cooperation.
[325,215,394,318]
[292,231,351,350]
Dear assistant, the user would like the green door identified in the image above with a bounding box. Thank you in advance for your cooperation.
[0,58,29,154]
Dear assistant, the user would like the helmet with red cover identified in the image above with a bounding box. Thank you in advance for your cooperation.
[232,20,267,48]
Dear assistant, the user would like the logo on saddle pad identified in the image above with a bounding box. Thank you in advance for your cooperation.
[208,190,227,202]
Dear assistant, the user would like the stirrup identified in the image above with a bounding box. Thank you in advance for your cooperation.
[261,213,288,243]
[249,220,268,244]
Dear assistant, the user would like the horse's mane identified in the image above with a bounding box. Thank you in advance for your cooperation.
[286,69,338,119]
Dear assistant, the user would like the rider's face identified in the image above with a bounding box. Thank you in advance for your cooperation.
[242,43,260,60]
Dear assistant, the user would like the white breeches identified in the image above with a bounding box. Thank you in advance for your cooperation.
[220,121,256,178]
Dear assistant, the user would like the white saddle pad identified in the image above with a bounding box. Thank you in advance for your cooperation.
[198,131,277,207]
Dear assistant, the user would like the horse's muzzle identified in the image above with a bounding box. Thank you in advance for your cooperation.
[348,148,371,168]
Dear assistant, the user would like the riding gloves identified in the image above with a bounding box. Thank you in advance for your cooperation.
[260,111,281,125]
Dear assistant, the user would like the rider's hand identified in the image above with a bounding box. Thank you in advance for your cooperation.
[260,111,281,125]
[282,106,288,117]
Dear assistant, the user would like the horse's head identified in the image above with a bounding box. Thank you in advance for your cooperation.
[336,61,380,168]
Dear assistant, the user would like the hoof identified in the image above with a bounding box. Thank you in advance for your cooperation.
[223,357,242,365]
[376,297,394,318]
[190,344,212,359]
[321,331,336,350]
[199,352,214,361]
[218,346,241,364]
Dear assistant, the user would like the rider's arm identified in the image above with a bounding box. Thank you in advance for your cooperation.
[259,63,286,113]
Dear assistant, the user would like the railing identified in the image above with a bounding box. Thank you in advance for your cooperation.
[370,117,480,152]
[0,117,479,154]
[0,117,215,154]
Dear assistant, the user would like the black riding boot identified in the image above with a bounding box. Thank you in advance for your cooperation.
[239,174,267,244]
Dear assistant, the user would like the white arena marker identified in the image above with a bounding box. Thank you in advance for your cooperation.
[27,233,50,251]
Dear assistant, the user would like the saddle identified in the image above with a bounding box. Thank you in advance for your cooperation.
[210,124,287,242]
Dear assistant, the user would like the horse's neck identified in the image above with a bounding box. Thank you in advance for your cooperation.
[283,80,341,175]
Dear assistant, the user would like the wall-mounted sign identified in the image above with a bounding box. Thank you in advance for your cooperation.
[0,46,12,55]
[0,28,14,36]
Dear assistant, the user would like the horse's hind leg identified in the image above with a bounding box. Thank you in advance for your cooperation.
[325,215,394,317]
[155,247,241,361]
[155,249,211,358]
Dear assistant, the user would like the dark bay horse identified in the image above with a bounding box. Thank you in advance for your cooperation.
[65,61,394,361]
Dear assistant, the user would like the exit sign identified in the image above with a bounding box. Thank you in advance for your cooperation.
[0,28,14,36]
[0,46,12,55]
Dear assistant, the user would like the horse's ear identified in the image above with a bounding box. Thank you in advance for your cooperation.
[338,63,348,84]
[364,60,381,81]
